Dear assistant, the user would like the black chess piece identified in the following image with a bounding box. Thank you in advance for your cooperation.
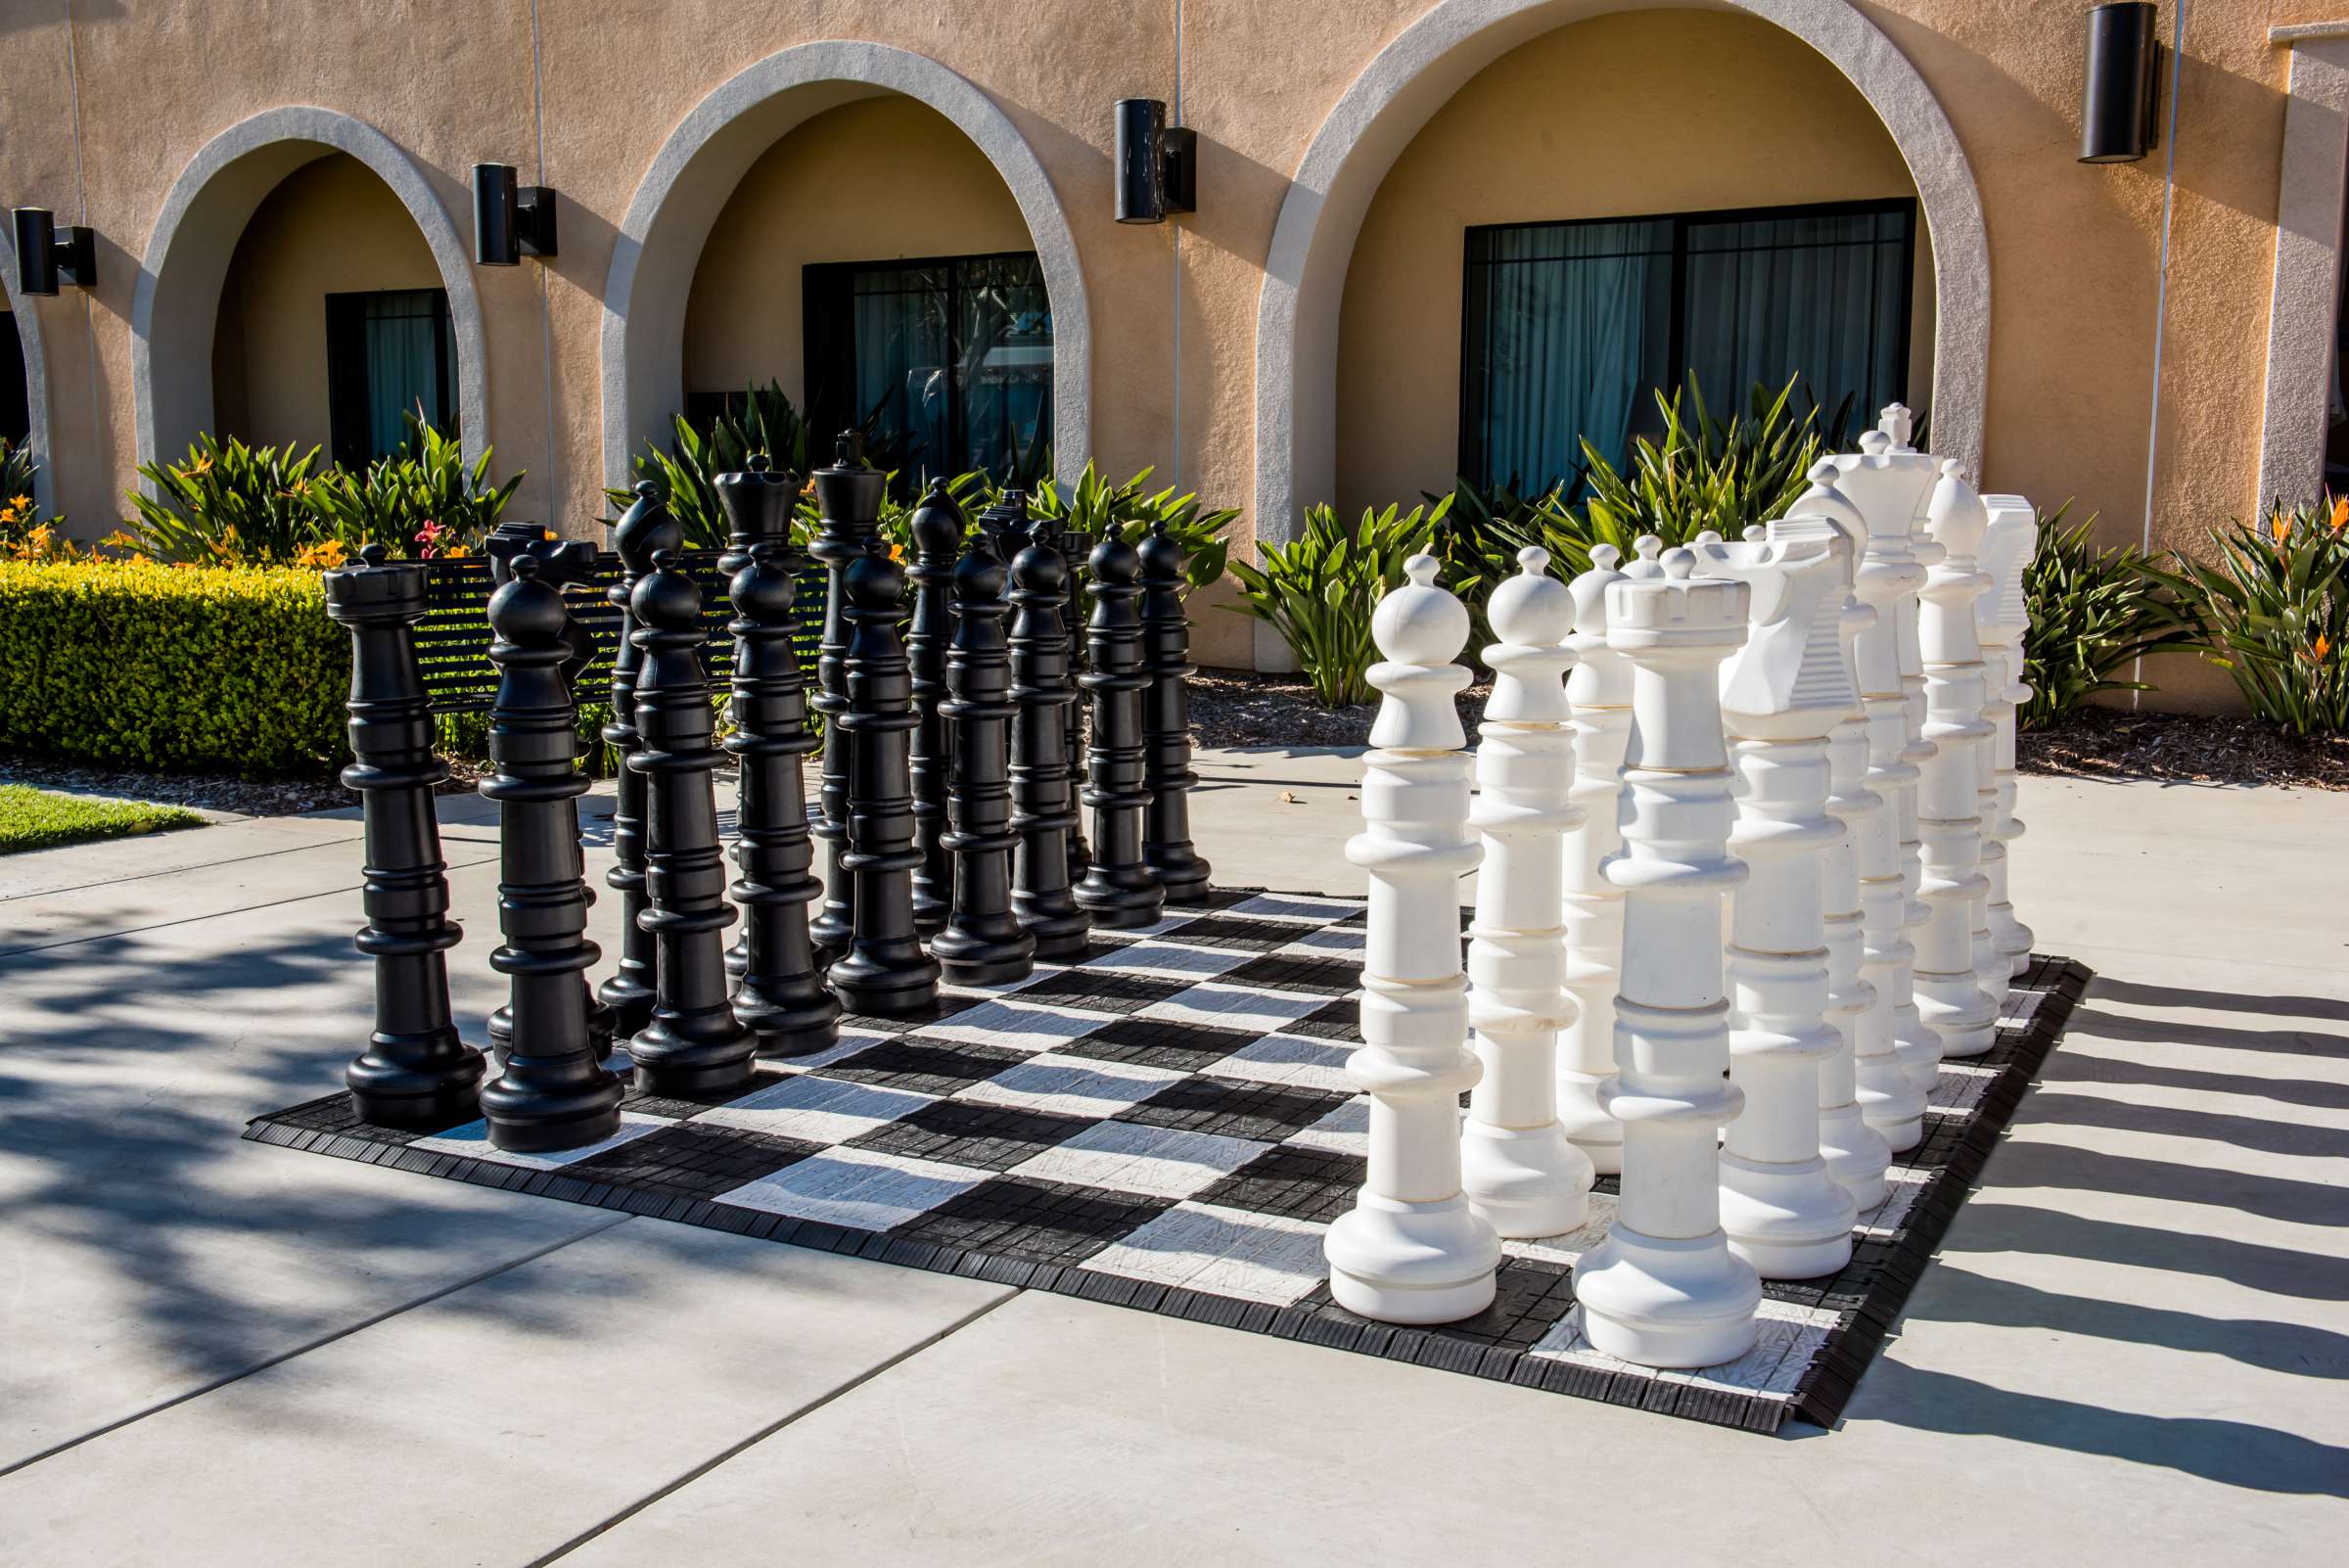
[323,545,484,1128]
[808,433,882,964]
[1075,532,1165,929]
[1138,517,1212,902]
[595,481,677,1040]
[476,554,624,1152]
[1057,519,1092,882]
[905,478,963,934]
[1006,526,1091,960]
[726,542,843,1056]
[931,529,1036,986]
[628,551,759,1097]
[826,547,944,1015]
[715,452,805,980]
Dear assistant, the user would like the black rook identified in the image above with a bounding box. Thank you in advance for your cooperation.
[476,555,624,1152]
[629,552,759,1097]
[1075,532,1165,928]
[906,478,963,933]
[324,545,484,1128]
[827,548,944,1015]
[808,433,882,963]
[726,543,843,1055]
[1007,526,1091,960]
[932,529,1036,986]
[1138,517,1212,902]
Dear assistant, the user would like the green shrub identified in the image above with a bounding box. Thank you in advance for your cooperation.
[1032,462,1237,596]
[0,558,347,774]
[1568,376,1829,554]
[2019,502,2196,728]
[1226,498,1445,707]
[0,438,61,545]
[2142,497,2349,735]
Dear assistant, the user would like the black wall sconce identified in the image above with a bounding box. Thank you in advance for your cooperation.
[12,208,95,295]
[2079,2,2163,164]
[472,163,557,264]
[1115,99,1195,224]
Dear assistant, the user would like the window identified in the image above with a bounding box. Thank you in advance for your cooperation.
[1460,199,1916,493]
[803,252,1051,480]
[325,289,455,469]
[0,311,27,448]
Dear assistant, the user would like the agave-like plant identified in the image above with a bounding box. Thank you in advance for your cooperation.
[620,382,927,547]
[2140,496,2349,736]
[306,413,522,556]
[2018,501,2197,728]
[1568,375,1829,553]
[124,435,333,565]
[1225,496,1447,707]
[1030,461,1237,595]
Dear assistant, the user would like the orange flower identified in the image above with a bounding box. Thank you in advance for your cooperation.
[2273,512,2292,545]
[2317,633,2333,662]
[2329,495,2348,533]
[440,543,471,560]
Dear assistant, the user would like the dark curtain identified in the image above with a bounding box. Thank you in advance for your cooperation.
[326,289,454,468]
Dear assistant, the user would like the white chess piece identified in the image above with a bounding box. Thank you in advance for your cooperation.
[1463,547,1594,1238]
[1690,529,1864,1274]
[1915,463,1999,1061]
[1327,555,1500,1323]
[1836,426,1946,1099]
[1977,495,2040,983]
[1573,543,1761,1367]
[1558,542,1633,1175]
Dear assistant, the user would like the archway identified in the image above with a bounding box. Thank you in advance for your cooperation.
[601,40,1089,491]
[1253,0,1991,662]
[0,226,54,515]
[133,107,488,474]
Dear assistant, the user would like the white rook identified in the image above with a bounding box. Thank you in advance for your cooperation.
[1915,463,1998,1061]
[1692,529,1861,1276]
[1574,544,1761,1367]
[1558,542,1633,1175]
[1463,547,1595,1238]
[1977,495,2039,984]
[1837,423,1945,1099]
[1327,555,1500,1323]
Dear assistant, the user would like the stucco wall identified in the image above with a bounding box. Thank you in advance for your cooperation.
[209,153,444,458]
[1334,10,1929,517]
[682,96,1036,405]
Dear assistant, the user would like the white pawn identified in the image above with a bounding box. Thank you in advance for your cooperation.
[1690,529,1863,1275]
[1558,542,1634,1175]
[1464,548,1594,1238]
[1574,543,1761,1368]
[1328,555,1499,1324]
[1977,495,2039,985]
[1915,462,1998,1061]
[1836,427,1945,1098]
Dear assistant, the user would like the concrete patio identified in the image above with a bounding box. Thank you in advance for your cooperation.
[0,748,2342,1564]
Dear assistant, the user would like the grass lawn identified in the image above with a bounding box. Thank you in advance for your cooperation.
[0,784,206,856]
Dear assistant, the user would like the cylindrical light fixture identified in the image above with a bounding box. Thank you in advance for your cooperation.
[2079,2,2161,164]
[12,207,95,295]
[1115,99,1196,224]
[472,163,558,263]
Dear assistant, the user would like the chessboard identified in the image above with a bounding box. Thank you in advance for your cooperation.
[246,885,2090,1435]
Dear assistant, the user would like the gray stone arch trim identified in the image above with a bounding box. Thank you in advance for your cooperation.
[600,39,1091,491]
[1250,0,1991,661]
[0,229,55,515]
[131,106,489,475]
[2258,31,2349,509]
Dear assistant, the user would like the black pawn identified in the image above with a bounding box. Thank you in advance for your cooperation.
[932,530,1036,986]
[906,479,963,934]
[324,545,484,1127]
[596,481,678,1039]
[1057,519,1092,881]
[808,432,882,964]
[477,555,624,1152]
[629,551,759,1097]
[715,452,806,980]
[1007,528,1091,960]
[827,548,944,1015]
[1075,533,1164,928]
[1138,518,1212,902]
[726,543,842,1056]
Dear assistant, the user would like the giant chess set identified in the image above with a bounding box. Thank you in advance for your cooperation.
[249,407,2089,1433]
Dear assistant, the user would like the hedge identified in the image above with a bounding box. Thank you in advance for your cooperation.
[0,559,349,775]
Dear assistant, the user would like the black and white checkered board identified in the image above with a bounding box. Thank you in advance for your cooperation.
[246,887,2090,1435]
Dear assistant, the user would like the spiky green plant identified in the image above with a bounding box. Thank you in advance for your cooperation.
[620,382,927,546]
[0,438,57,545]
[306,414,521,556]
[2141,497,2349,736]
[1567,375,1829,554]
[1225,497,1446,706]
[2019,502,2197,728]
[124,435,333,565]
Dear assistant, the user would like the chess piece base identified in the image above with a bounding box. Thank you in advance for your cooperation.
[1461,1120,1592,1239]
[1915,972,1996,1059]
[1074,867,1165,930]
[1856,1071,1928,1155]
[1555,1074,1623,1176]
[1818,1103,1892,1211]
[1145,848,1214,906]
[735,987,843,1059]
[1574,1225,1762,1367]
[932,925,1037,989]
[346,1038,484,1130]
[1325,1190,1501,1325]
[481,1076,623,1153]
[829,945,944,1017]
[1719,1152,1858,1280]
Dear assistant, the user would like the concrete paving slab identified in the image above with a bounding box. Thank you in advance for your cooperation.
[0,811,362,901]
[0,1221,1013,1568]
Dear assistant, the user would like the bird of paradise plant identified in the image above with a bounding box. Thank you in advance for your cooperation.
[2142,495,2349,735]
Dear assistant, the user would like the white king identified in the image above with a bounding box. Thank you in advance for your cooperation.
[1558,543,1634,1175]
[1914,462,1999,1061]
[1327,555,1500,1323]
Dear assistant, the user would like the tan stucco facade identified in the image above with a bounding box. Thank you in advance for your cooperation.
[2,1,2343,699]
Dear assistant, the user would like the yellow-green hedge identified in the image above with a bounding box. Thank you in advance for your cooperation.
[0,559,348,775]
